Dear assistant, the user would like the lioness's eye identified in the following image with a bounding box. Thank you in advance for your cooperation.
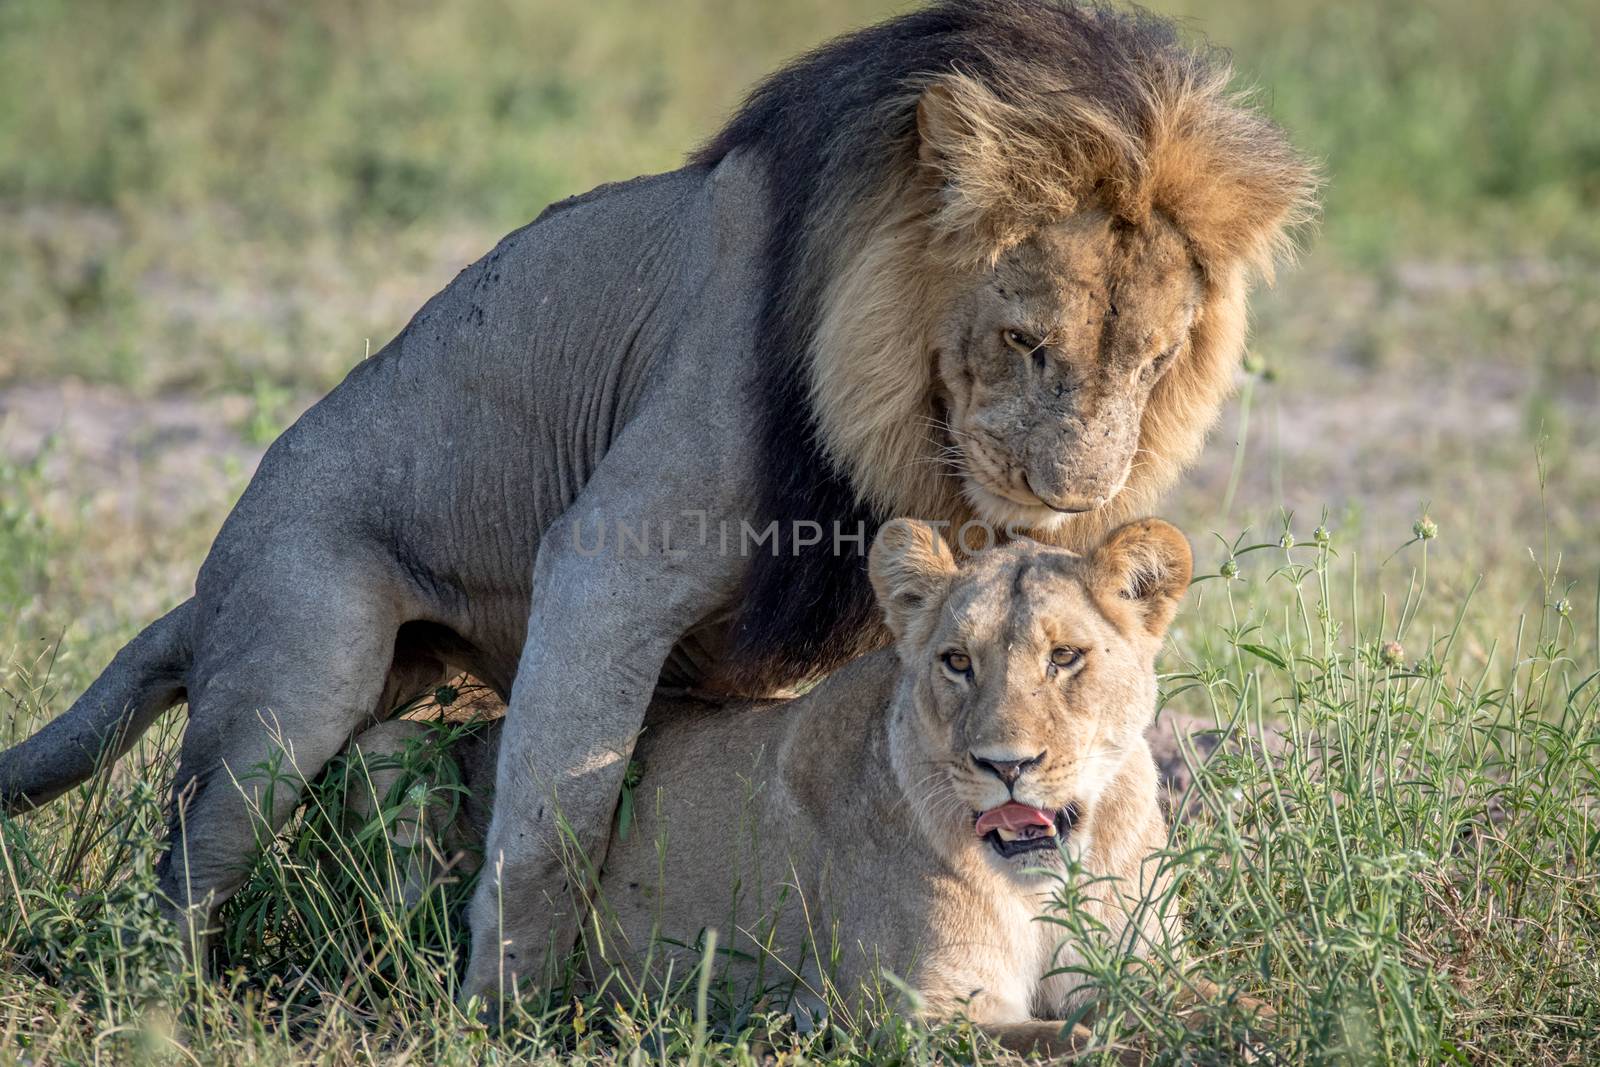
[941,651,973,677]
[1002,328,1040,354]
[1049,647,1082,670]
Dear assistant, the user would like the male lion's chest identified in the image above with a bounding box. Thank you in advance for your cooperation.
[658,611,866,699]
[658,616,734,693]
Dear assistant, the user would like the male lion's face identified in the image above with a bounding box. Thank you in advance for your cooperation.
[869,517,1191,879]
[932,209,1203,532]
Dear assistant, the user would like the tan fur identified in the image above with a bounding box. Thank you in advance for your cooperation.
[353,517,1195,1045]
[807,60,1316,546]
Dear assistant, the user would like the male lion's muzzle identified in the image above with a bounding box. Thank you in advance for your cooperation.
[1022,417,1138,514]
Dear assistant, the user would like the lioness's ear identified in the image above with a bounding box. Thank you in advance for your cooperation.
[869,519,958,647]
[1089,519,1193,636]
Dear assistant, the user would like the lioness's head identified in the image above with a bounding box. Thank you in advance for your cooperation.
[869,516,1191,877]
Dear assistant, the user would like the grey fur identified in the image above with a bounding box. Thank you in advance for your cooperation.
[1,153,774,999]
[0,599,193,809]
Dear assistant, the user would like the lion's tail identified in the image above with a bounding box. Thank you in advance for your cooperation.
[0,598,194,815]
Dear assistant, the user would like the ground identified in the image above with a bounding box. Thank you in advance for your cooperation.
[0,0,1597,1063]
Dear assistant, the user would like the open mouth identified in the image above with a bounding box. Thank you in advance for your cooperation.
[973,801,1080,858]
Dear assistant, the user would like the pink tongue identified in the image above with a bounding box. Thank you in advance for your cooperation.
[975,801,1055,837]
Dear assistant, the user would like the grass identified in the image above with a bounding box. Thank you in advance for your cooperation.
[0,0,1597,1062]
[1162,515,1599,1062]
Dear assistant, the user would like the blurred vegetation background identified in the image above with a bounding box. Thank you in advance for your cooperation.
[2,0,1597,388]
[2,0,1597,691]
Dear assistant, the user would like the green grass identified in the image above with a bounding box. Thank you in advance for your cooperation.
[1,0,1598,1062]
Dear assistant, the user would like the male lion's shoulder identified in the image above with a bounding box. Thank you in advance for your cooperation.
[528,167,705,230]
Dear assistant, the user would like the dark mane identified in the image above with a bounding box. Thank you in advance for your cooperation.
[698,1,1285,694]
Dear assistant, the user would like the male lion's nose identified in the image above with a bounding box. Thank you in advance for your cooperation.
[971,750,1046,788]
[1021,472,1103,514]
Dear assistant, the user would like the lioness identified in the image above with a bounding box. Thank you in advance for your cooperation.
[0,1,1312,1000]
[350,516,1194,1053]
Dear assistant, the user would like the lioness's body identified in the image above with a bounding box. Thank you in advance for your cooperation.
[474,654,1164,1021]
[361,519,1191,1050]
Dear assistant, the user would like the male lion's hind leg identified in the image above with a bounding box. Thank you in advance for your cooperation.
[153,572,411,964]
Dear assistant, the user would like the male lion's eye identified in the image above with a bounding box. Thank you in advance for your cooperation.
[1002,329,1041,355]
[1049,647,1082,670]
[1146,343,1181,378]
[941,651,973,677]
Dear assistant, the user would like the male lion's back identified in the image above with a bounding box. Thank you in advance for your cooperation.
[192,165,721,683]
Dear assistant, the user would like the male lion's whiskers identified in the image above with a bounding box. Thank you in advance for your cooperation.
[892,453,974,485]
[890,415,984,484]
[922,418,992,460]
[1123,447,1160,480]
[906,442,973,469]
[896,454,962,471]
[910,414,972,447]
[961,445,1006,484]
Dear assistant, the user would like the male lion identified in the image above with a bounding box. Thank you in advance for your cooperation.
[349,517,1196,1056]
[0,0,1313,1000]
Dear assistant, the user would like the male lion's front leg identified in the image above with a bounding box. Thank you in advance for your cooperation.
[458,150,768,1006]
[460,474,750,1007]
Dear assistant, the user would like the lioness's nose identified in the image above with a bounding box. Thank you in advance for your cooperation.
[971,750,1045,788]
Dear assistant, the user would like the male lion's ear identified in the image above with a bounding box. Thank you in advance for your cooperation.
[915,82,967,170]
[1089,519,1193,636]
[869,518,958,646]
